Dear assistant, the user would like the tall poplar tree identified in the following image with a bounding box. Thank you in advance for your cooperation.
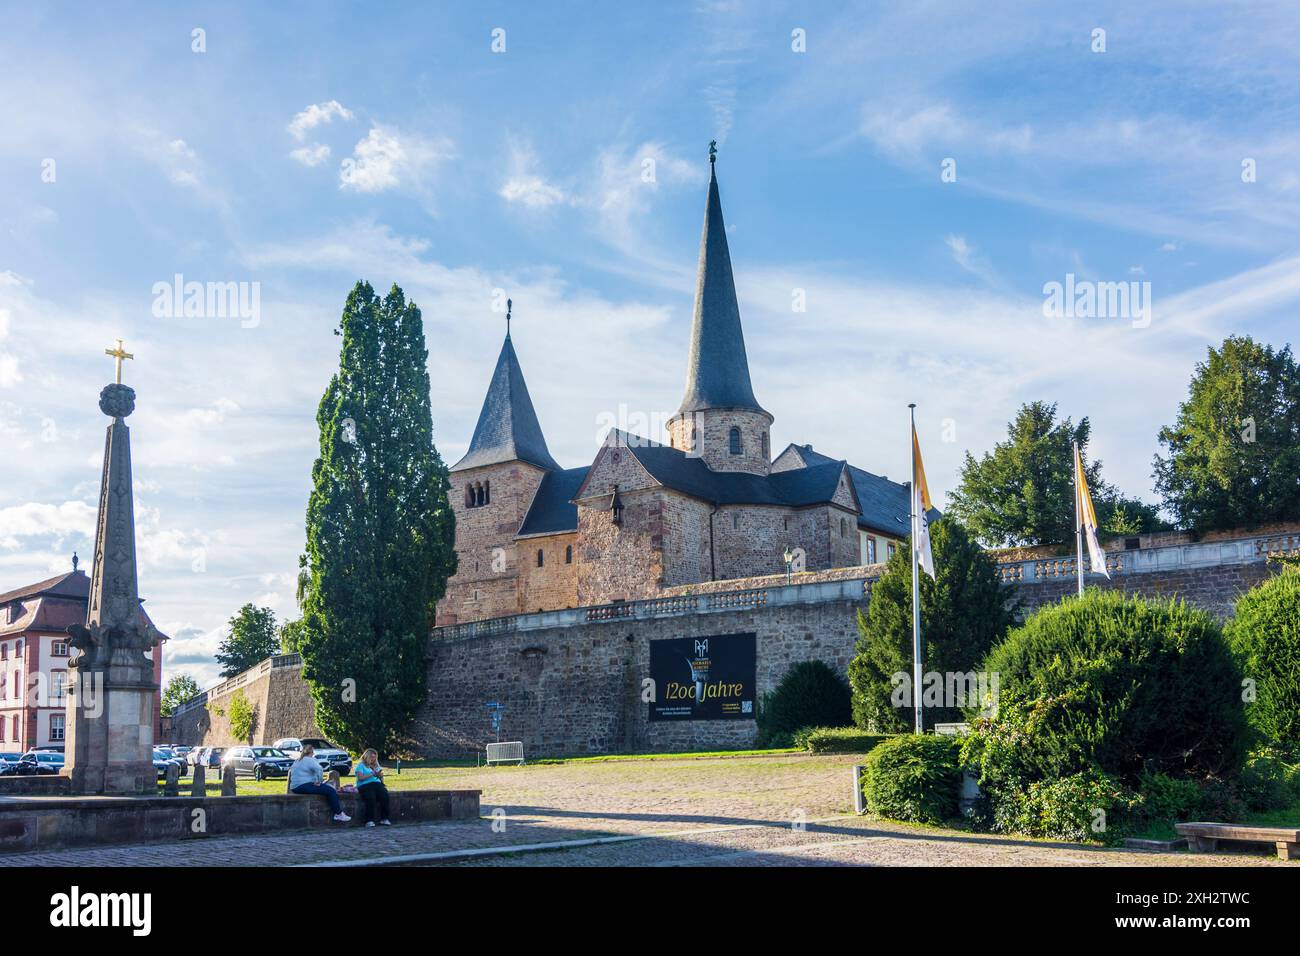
[300,281,456,755]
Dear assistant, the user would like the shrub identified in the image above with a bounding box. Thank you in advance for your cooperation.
[1226,569,1300,757]
[1135,771,1203,825]
[1001,770,1140,845]
[797,727,891,754]
[861,734,962,824]
[1234,754,1300,812]
[756,661,851,748]
[979,590,1249,784]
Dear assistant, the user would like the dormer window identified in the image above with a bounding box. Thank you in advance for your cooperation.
[729,427,742,455]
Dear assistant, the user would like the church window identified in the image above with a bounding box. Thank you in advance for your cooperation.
[729,427,742,455]
[484,480,490,505]
[783,516,790,531]
[762,432,769,459]
[565,545,573,564]
[840,518,847,538]
[732,513,740,530]
[537,549,545,568]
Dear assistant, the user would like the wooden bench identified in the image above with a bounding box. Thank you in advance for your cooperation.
[1176,822,1300,861]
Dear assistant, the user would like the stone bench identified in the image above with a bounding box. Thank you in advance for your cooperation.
[1176,822,1300,861]
[0,788,480,854]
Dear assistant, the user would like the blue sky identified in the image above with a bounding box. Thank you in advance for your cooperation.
[3,1,1300,687]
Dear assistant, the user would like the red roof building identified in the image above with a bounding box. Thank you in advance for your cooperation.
[0,569,165,752]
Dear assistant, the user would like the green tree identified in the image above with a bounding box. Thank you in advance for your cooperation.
[227,690,255,743]
[215,604,279,677]
[848,520,1016,732]
[278,618,308,655]
[160,673,201,717]
[947,401,1165,547]
[1226,567,1300,757]
[1154,335,1300,533]
[300,281,457,756]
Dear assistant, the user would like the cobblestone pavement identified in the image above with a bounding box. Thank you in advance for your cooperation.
[2,754,1291,867]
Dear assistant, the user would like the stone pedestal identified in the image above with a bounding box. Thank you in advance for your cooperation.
[63,670,157,795]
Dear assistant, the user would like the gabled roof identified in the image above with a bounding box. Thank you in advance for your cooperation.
[452,333,560,473]
[775,442,938,536]
[676,162,767,418]
[0,570,87,605]
[0,570,167,638]
[517,466,590,537]
[572,432,860,516]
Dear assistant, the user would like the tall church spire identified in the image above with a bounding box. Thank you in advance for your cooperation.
[452,324,560,472]
[676,149,765,417]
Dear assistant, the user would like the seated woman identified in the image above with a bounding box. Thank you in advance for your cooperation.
[289,744,351,823]
[355,749,392,827]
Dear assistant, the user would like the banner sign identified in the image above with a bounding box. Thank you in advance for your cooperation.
[648,632,756,721]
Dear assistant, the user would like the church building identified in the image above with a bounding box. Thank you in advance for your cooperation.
[436,157,915,626]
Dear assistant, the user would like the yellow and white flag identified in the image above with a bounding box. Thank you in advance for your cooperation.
[1074,444,1110,579]
[912,424,936,580]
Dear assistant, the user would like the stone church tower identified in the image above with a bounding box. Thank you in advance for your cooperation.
[665,157,772,476]
[442,328,560,623]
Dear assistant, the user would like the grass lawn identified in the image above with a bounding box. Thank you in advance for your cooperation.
[156,746,811,799]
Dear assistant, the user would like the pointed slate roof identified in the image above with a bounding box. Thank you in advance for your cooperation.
[452,333,560,473]
[676,160,767,418]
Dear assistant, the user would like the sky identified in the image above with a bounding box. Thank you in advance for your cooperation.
[2,1,1300,688]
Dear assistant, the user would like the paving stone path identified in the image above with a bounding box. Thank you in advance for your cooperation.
[3,754,1290,867]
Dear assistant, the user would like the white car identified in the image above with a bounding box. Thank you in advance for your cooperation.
[272,737,352,776]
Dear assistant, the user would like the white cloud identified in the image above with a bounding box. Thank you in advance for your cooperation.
[338,125,451,194]
[287,100,353,141]
[0,501,96,549]
[289,143,331,167]
[501,176,566,208]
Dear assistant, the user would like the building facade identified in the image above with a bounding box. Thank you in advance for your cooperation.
[436,158,917,626]
[0,569,165,751]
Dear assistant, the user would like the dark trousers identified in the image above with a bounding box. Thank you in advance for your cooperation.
[359,782,391,823]
[292,782,343,815]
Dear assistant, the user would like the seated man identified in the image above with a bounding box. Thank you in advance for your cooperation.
[289,744,351,823]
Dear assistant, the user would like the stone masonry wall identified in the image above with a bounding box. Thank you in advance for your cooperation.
[438,461,547,626]
[667,408,772,476]
[170,661,320,748]
[519,531,579,612]
[1012,561,1279,620]
[411,590,866,758]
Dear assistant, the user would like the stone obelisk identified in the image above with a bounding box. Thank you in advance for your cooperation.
[63,340,165,794]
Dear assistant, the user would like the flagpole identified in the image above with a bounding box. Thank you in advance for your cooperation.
[1074,441,1084,597]
[909,403,923,734]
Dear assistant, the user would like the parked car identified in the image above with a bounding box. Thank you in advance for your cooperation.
[0,752,25,775]
[153,747,187,777]
[273,737,352,776]
[152,748,178,779]
[13,751,64,775]
[193,746,224,770]
[220,746,294,780]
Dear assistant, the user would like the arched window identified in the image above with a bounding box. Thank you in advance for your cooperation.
[729,426,742,455]
[565,545,573,564]
[537,549,545,568]
[762,431,769,460]
[465,485,475,508]
[484,480,490,505]
[840,517,847,538]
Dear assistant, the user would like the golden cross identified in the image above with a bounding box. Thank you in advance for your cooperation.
[105,338,134,384]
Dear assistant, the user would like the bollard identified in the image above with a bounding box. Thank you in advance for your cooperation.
[191,762,207,797]
[163,762,179,796]
[221,765,237,796]
[396,758,402,775]
[853,764,866,814]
